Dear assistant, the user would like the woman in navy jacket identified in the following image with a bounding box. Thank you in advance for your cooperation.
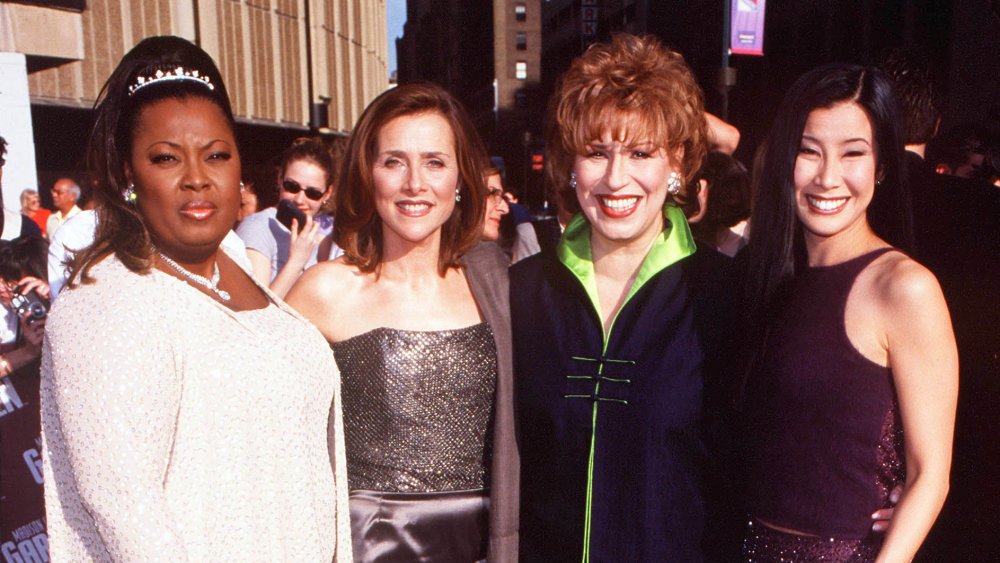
[510,34,730,562]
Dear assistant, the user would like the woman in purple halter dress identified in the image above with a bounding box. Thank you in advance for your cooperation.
[739,64,957,562]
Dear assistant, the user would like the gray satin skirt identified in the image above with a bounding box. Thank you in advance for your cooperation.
[349,489,489,563]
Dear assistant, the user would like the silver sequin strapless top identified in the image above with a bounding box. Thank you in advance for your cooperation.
[332,323,497,493]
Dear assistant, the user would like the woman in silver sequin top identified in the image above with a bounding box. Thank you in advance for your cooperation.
[39,36,351,561]
[287,82,517,562]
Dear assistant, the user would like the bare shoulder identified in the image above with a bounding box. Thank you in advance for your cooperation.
[867,250,945,316]
[294,258,360,293]
[873,251,942,300]
[285,258,373,341]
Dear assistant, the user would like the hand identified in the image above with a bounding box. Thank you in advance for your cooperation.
[19,314,45,352]
[871,485,904,532]
[16,276,50,300]
[286,215,322,271]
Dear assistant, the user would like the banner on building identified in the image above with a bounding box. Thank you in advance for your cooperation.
[730,0,766,56]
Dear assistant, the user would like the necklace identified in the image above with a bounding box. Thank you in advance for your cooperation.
[157,252,231,302]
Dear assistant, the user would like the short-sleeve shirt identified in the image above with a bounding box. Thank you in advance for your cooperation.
[235,207,340,282]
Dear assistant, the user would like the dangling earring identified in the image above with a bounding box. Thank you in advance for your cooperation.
[666,171,682,196]
[455,186,462,203]
[124,183,137,203]
[569,172,578,190]
[239,181,246,192]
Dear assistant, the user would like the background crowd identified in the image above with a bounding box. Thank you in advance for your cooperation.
[0,29,997,563]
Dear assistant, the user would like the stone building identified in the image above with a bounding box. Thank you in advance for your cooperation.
[0,0,388,207]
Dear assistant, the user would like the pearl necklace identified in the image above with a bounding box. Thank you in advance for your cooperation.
[157,252,231,302]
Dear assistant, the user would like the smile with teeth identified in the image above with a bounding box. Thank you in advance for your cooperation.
[806,195,849,212]
[598,195,640,216]
[397,201,433,216]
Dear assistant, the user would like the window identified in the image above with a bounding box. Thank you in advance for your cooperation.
[516,32,527,50]
[515,3,526,22]
[515,61,527,80]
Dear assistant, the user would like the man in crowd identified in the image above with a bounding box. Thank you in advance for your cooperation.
[46,178,82,240]
[928,123,993,179]
[881,48,1000,562]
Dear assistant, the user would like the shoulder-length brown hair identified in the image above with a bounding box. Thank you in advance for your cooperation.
[334,82,488,276]
[546,33,708,215]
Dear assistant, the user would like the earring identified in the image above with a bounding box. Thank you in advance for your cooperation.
[455,186,462,203]
[123,183,137,203]
[569,172,577,190]
[666,171,682,195]
[239,181,246,192]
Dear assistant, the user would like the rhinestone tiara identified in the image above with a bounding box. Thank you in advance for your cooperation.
[128,65,215,97]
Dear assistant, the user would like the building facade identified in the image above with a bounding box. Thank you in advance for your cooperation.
[0,0,388,207]
[397,0,543,203]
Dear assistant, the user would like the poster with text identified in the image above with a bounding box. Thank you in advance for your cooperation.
[731,0,766,56]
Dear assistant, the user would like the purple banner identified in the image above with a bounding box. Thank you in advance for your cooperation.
[730,0,766,56]
[1,366,48,562]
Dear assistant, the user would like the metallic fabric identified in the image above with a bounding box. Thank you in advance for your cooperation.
[349,489,488,563]
[875,401,906,506]
[333,323,497,493]
[742,520,881,562]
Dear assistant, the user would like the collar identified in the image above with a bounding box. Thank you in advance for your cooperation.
[556,204,696,325]
[57,205,82,221]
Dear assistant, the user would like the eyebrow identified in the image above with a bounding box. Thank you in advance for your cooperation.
[801,135,872,146]
[587,141,657,150]
[144,139,231,151]
[379,149,453,159]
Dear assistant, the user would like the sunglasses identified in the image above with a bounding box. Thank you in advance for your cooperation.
[282,179,325,201]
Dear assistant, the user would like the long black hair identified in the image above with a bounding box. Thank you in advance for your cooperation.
[739,64,911,398]
[70,36,235,286]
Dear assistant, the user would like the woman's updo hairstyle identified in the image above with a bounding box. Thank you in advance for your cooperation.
[71,36,234,285]
[546,33,709,215]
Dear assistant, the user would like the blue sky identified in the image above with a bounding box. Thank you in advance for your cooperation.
[386,0,406,74]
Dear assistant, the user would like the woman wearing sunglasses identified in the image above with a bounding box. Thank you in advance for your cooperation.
[237,137,340,298]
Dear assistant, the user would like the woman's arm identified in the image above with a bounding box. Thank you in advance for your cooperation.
[875,261,958,563]
[1,317,43,373]
[269,216,322,299]
[285,261,340,341]
[42,289,188,560]
[245,248,274,287]
[705,112,741,155]
[236,212,278,287]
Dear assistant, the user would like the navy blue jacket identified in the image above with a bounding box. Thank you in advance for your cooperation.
[511,212,732,562]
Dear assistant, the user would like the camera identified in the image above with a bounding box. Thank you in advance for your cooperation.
[10,289,48,321]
